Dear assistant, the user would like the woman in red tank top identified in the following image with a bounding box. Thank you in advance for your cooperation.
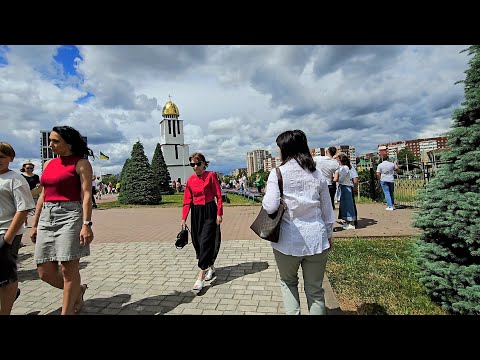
[30,126,94,315]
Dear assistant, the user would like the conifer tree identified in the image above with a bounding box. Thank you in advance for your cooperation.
[414,46,480,314]
[119,158,130,184]
[151,143,174,195]
[119,141,162,205]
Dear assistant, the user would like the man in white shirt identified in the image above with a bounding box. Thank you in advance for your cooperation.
[313,146,339,209]
[0,142,35,314]
[376,158,398,210]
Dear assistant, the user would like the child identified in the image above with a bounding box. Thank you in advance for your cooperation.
[0,142,35,314]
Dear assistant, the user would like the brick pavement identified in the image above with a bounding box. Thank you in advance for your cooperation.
[13,200,418,315]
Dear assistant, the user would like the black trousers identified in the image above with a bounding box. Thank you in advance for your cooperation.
[328,184,336,209]
[191,201,221,270]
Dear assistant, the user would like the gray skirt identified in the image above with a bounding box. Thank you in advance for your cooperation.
[34,201,90,264]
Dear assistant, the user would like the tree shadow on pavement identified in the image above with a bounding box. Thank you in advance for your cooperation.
[120,261,270,315]
[45,293,133,315]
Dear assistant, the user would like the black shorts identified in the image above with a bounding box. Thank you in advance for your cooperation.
[0,234,22,287]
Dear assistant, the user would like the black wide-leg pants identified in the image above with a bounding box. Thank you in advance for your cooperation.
[191,201,221,270]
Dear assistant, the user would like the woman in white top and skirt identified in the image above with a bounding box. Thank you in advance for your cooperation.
[333,154,356,230]
[262,130,334,315]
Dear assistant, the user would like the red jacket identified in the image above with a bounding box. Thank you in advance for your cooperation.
[182,171,223,220]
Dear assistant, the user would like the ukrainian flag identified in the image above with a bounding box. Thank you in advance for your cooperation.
[99,152,110,160]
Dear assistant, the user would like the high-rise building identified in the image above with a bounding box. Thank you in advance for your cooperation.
[312,145,356,167]
[246,149,270,176]
[263,155,282,173]
[159,98,194,185]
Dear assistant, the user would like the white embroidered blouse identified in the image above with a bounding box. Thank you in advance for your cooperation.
[262,159,335,256]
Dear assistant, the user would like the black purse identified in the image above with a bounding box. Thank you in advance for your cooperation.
[250,167,286,243]
[175,225,190,249]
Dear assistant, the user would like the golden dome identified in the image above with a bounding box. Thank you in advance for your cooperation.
[162,100,180,116]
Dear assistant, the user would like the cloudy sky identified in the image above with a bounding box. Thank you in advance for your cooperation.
[0,45,471,176]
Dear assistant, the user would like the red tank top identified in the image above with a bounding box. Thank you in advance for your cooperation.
[41,155,83,202]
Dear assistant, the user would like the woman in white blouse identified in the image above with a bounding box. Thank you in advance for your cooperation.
[262,130,334,315]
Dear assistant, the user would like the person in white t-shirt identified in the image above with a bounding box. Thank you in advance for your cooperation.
[376,158,398,210]
[0,142,35,314]
[313,146,339,209]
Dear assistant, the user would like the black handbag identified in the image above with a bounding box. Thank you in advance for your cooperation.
[175,225,190,249]
[250,167,286,243]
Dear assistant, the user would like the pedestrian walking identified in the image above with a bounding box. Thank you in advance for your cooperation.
[30,126,94,315]
[181,152,223,292]
[262,130,334,315]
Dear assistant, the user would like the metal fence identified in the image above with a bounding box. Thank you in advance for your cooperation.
[358,168,430,208]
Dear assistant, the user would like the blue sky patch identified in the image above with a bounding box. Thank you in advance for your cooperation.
[54,45,82,77]
[0,45,10,66]
[76,91,95,104]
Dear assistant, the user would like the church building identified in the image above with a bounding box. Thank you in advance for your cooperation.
[159,99,194,185]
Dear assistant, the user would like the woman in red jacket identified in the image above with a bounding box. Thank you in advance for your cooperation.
[181,152,223,292]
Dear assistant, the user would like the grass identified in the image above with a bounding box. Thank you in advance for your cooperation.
[325,237,447,315]
[97,192,261,209]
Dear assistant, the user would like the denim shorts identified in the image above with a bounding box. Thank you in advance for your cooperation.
[34,201,90,264]
[0,234,22,287]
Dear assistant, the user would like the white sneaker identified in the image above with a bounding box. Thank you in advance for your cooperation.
[385,207,394,211]
[342,224,356,230]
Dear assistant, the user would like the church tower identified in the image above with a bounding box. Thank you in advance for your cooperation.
[160,98,193,185]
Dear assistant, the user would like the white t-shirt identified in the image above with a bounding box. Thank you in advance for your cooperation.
[0,170,35,235]
[313,156,339,185]
[349,167,358,179]
[337,165,353,186]
[376,161,395,182]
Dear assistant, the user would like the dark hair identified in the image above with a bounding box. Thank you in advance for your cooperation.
[189,152,209,168]
[276,129,316,172]
[0,142,15,158]
[338,154,351,169]
[21,162,34,172]
[52,126,94,158]
[327,146,337,157]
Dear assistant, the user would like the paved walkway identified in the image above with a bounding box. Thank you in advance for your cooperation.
[12,201,418,315]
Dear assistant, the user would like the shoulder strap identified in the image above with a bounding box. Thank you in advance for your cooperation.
[275,167,283,197]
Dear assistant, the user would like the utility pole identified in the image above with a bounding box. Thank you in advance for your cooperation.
[406,153,409,175]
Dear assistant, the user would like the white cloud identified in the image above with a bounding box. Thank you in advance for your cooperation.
[0,45,472,175]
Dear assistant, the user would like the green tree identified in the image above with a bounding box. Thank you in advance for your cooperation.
[413,46,480,314]
[151,143,174,195]
[119,141,162,205]
[397,148,418,165]
[119,158,130,185]
[102,174,120,187]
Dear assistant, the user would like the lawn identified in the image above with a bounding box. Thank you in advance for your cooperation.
[325,237,447,315]
[97,192,261,208]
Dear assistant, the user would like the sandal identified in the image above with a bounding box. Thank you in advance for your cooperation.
[204,267,215,281]
[74,284,88,313]
[192,279,205,291]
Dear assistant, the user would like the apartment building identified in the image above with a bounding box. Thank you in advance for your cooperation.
[246,149,270,176]
[378,136,448,159]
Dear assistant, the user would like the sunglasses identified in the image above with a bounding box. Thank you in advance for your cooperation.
[189,161,203,167]
[25,167,34,170]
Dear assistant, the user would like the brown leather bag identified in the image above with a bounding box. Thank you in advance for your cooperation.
[250,167,286,243]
